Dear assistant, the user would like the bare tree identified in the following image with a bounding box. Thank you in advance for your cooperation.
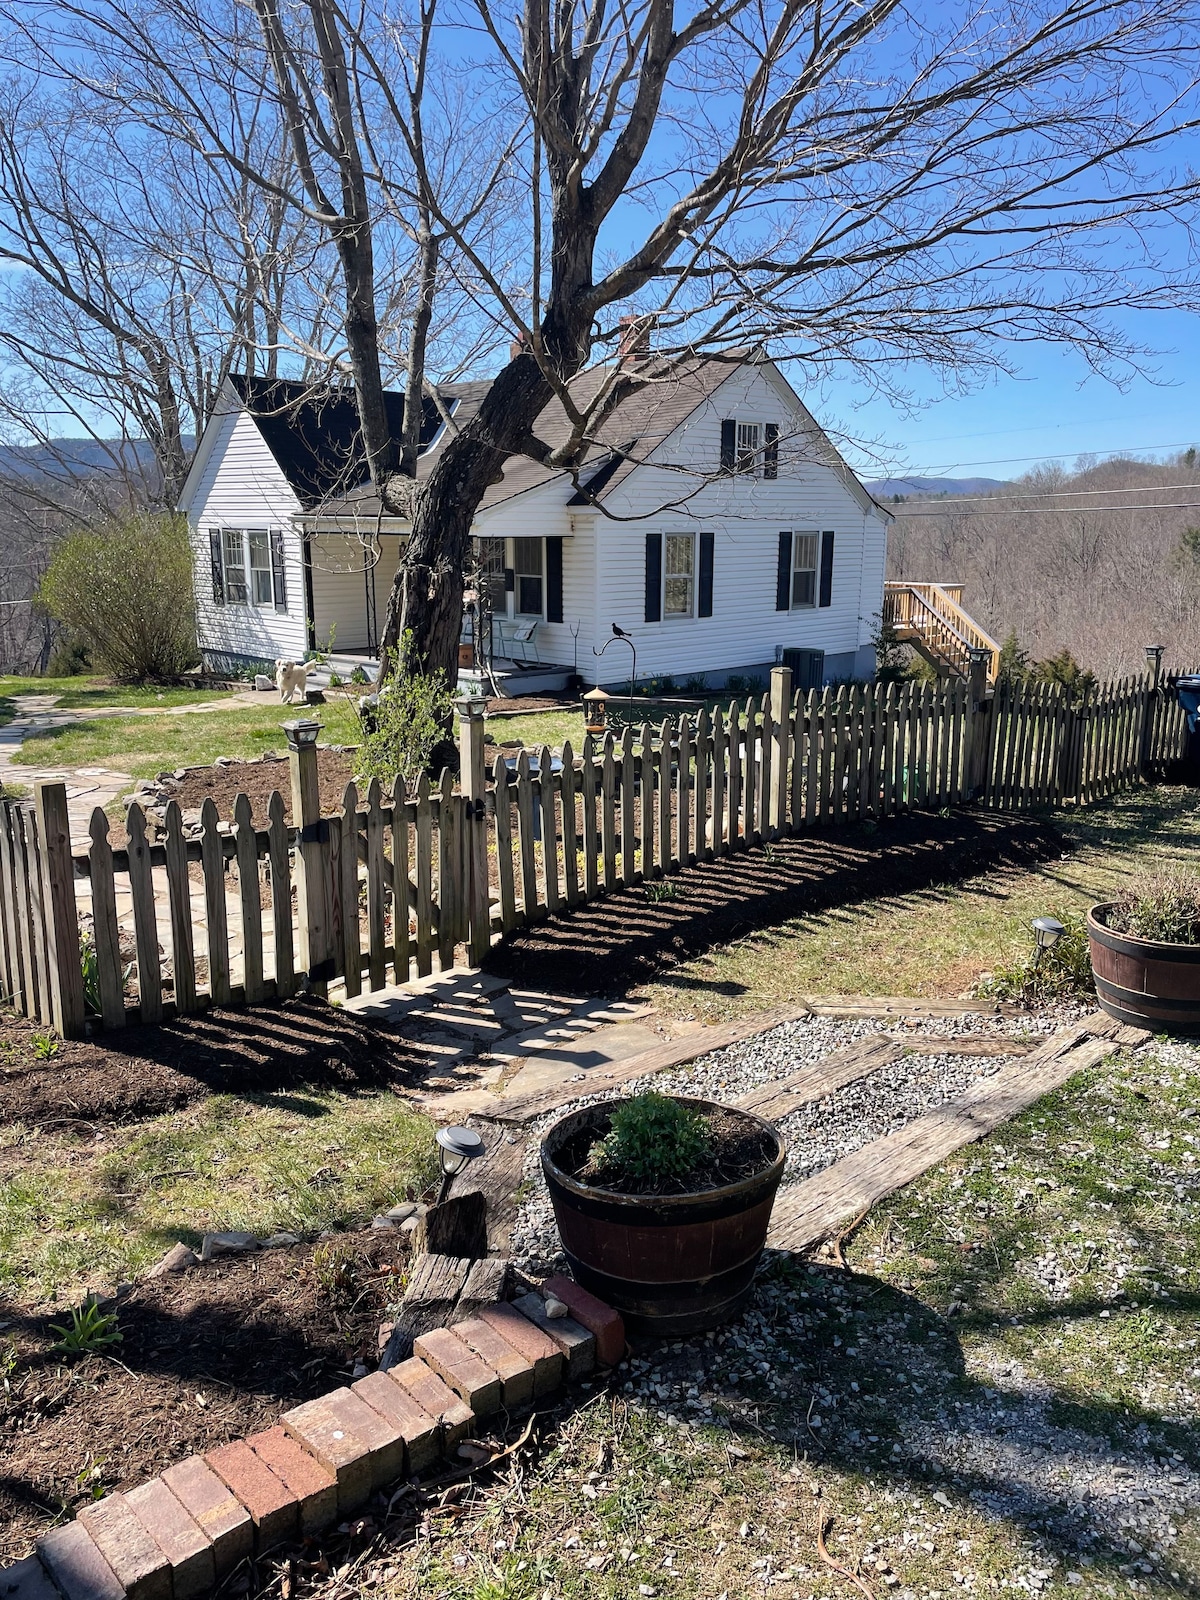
[888,452,1200,675]
[10,0,1200,681]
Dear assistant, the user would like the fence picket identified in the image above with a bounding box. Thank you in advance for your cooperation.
[162,800,197,1014]
[726,703,742,848]
[540,744,562,915]
[515,750,538,919]
[200,798,230,1005]
[562,740,580,906]
[125,802,161,1025]
[415,773,434,976]
[677,715,692,866]
[438,771,459,965]
[87,809,124,1026]
[365,779,387,990]
[581,735,599,900]
[337,783,362,997]
[619,726,636,886]
[268,789,296,997]
[491,758,517,932]
[694,708,711,860]
[601,735,618,888]
[233,793,265,1005]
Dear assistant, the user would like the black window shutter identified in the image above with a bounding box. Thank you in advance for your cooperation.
[819,531,835,607]
[775,531,792,612]
[545,537,564,623]
[698,531,714,618]
[209,528,225,606]
[720,419,736,474]
[644,532,663,623]
[504,567,515,592]
[764,423,779,480]
[270,527,288,613]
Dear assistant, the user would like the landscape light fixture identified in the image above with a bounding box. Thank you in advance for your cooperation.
[455,693,488,720]
[1145,644,1166,672]
[282,718,321,751]
[435,1124,485,1202]
[1031,916,1066,960]
[583,686,610,738]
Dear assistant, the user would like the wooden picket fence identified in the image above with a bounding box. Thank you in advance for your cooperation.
[0,666,1190,1037]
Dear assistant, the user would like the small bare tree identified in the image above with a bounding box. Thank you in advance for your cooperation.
[9,0,1200,682]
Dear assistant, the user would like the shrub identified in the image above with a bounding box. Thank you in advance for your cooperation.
[1109,864,1200,944]
[354,636,457,783]
[38,513,198,681]
[977,912,1094,1005]
[584,1092,712,1191]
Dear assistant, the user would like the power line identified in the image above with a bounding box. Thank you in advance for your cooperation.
[892,480,1200,506]
[896,499,1200,517]
[862,441,1197,478]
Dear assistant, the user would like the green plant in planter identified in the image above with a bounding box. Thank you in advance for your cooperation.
[1109,864,1200,944]
[586,1092,712,1190]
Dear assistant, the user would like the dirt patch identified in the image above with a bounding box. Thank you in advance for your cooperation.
[161,750,356,829]
[0,997,427,1130]
[486,810,1070,996]
[0,1229,410,1562]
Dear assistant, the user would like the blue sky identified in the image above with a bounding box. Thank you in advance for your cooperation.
[817,308,1200,485]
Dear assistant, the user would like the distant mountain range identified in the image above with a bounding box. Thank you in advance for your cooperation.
[864,475,1010,500]
[1,437,1010,504]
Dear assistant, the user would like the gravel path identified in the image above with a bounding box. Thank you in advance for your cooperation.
[510,1007,1076,1271]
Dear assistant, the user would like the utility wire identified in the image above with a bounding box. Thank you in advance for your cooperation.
[895,500,1200,517]
[890,481,1200,506]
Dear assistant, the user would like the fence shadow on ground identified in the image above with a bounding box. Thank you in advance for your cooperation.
[485,808,1068,996]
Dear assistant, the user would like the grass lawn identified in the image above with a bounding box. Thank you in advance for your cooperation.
[641,785,1200,1021]
[8,697,363,780]
[318,1036,1200,1600]
[0,674,240,722]
[0,1088,436,1306]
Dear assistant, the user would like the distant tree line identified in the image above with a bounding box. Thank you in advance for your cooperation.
[887,452,1200,678]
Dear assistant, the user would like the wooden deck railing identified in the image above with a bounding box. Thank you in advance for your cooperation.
[884,581,1001,683]
[1,663,1188,1037]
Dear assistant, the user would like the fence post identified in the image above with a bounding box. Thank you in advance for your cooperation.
[458,693,491,966]
[287,722,335,992]
[33,779,85,1038]
[768,665,792,836]
[1141,643,1165,777]
[963,647,991,800]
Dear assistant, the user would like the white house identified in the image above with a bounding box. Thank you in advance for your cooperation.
[177,350,891,691]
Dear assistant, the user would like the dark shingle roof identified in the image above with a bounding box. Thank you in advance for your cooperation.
[226,373,449,509]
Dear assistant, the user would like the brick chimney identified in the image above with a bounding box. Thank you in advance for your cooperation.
[618,315,653,365]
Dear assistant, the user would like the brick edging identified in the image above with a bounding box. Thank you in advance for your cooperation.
[2,1281,624,1600]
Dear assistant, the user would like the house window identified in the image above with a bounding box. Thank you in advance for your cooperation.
[664,534,695,617]
[221,527,248,604]
[736,422,761,474]
[248,528,274,607]
[792,532,819,608]
[513,537,543,616]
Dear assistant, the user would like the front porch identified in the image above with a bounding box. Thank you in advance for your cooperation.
[309,652,575,697]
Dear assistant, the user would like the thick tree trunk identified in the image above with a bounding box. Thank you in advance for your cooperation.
[377,348,559,682]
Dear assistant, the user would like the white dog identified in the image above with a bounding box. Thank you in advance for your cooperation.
[275,659,309,704]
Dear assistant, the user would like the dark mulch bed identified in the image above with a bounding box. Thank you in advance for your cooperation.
[0,1229,409,1562]
[0,997,425,1131]
[486,809,1069,995]
[161,751,356,830]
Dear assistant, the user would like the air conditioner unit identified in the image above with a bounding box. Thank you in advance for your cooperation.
[782,648,825,692]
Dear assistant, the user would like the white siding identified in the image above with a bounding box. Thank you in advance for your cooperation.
[308,532,403,653]
[479,363,888,686]
[186,400,308,663]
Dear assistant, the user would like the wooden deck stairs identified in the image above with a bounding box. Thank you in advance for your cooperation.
[883,581,1001,684]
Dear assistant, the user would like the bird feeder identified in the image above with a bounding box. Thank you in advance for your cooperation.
[583,687,610,738]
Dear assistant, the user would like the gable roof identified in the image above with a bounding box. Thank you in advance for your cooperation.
[223,374,451,510]
[184,351,888,525]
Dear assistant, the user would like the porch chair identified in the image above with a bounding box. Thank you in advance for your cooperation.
[496,617,541,664]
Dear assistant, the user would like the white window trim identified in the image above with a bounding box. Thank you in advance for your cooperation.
[512,535,545,619]
[663,531,697,620]
[218,525,285,610]
[790,529,820,611]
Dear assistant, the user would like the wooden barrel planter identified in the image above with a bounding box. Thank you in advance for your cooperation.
[540,1097,786,1337]
[1088,902,1200,1033]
